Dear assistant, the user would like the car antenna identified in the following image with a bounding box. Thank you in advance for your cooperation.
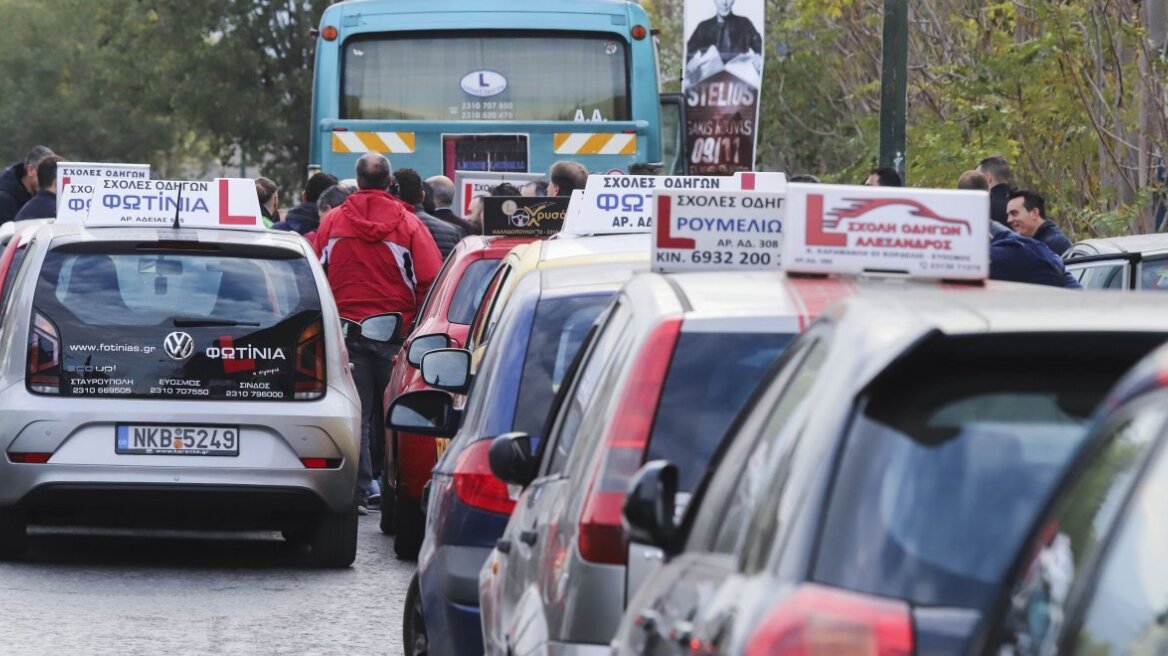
[171,182,184,230]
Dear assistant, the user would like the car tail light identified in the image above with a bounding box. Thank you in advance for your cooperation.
[8,452,52,464]
[454,440,515,515]
[300,457,341,469]
[743,584,913,656]
[577,318,681,565]
[28,312,61,394]
[294,320,326,400]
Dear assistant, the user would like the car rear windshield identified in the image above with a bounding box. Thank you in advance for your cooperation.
[646,331,793,491]
[814,332,1167,610]
[447,259,500,325]
[512,294,609,438]
[28,245,324,401]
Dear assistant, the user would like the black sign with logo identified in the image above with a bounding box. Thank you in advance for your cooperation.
[482,196,569,238]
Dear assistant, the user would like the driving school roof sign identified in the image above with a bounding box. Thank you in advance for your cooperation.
[782,183,989,280]
[56,162,151,223]
[76,178,264,230]
[566,174,740,237]
[652,190,784,272]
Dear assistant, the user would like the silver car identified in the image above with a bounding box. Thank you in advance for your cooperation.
[1064,233,1168,291]
[0,222,364,567]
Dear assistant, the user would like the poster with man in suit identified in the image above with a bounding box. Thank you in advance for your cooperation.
[683,0,765,176]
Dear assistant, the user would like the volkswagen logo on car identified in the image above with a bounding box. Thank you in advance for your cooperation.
[163,331,195,360]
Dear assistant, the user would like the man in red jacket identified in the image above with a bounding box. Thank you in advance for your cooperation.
[315,153,443,514]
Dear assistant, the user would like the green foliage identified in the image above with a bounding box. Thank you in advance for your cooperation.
[642,0,1168,235]
[0,0,332,192]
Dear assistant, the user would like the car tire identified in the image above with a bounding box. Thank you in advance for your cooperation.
[403,572,428,656]
[0,507,27,561]
[310,509,358,568]
[394,488,423,561]
[380,478,397,536]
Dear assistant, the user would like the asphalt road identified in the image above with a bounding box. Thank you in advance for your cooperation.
[0,513,414,655]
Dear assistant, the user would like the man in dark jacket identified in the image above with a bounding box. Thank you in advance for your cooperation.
[989,224,1080,289]
[272,172,337,235]
[425,175,476,236]
[977,156,1012,227]
[14,155,62,221]
[314,153,443,513]
[0,145,54,224]
[394,168,461,259]
[1007,189,1073,256]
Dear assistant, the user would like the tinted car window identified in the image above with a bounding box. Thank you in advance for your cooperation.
[1140,256,1168,292]
[1074,426,1168,655]
[548,306,632,475]
[1075,263,1126,290]
[816,364,1112,609]
[993,404,1168,656]
[415,248,456,322]
[447,259,500,325]
[706,339,828,555]
[646,331,792,491]
[512,294,609,439]
[30,246,323,401]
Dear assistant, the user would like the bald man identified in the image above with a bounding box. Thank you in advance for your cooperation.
[314,152,443,513]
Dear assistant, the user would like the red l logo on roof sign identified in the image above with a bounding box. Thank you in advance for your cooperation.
[219,179,255,225]
[655,195,696,250]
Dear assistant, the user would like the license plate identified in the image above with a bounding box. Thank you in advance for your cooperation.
[116,424,240,456]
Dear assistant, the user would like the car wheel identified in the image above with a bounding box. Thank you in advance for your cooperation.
[394,488,423,560]
[309,509,358,568]
[380,477,397,536]
[403,573,428,656]
[0,507,27,561]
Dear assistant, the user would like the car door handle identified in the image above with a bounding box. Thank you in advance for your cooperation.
[519,530,538,545]
[496,539,512,555]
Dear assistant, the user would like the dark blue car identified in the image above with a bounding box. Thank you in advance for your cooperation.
[389,254,645,656]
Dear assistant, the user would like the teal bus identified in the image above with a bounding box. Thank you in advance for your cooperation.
[308,0,685,181]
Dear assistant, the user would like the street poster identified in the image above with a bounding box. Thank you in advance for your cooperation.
[683,0,766,176]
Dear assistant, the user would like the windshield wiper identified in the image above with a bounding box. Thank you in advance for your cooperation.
[173,317,261,327]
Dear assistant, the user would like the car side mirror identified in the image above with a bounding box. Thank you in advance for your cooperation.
[421,348,472,393]
[408,333,452,368]
[359,312,403,343]
[488,432,538,488]
[386,389,461,438]
[623,460,679,550]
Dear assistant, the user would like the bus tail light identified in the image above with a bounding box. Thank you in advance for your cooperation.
[631,25,648,40]
[294,320,326,400]
[743,584,913,656]
[577,318,681,565]
[28,312,61,394]
[321,26,338,41]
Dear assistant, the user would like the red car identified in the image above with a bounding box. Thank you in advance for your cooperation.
[382,235,529,558]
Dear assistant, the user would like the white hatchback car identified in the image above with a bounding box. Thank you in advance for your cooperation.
[0,218,364,567]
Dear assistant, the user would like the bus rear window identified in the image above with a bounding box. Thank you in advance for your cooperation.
[343,32,629,122]
[29,248,325,401]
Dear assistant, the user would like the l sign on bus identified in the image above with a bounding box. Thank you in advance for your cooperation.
[461,70,507,98]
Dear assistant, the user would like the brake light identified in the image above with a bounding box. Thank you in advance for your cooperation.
[743,584,913,656]
[454,440,515,515]
[577,318,681,565]
[28,312,61,394]
[294,320,326,400]
[300,457,341,469]
[8,452,52,464]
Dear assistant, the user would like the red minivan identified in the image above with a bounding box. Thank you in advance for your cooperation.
[381,235,529,558]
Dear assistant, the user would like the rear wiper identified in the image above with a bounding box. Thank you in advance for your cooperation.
[173,317,261,327]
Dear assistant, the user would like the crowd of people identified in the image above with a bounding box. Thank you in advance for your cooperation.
[0,145,1090,511]
[857,156,1080,288]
